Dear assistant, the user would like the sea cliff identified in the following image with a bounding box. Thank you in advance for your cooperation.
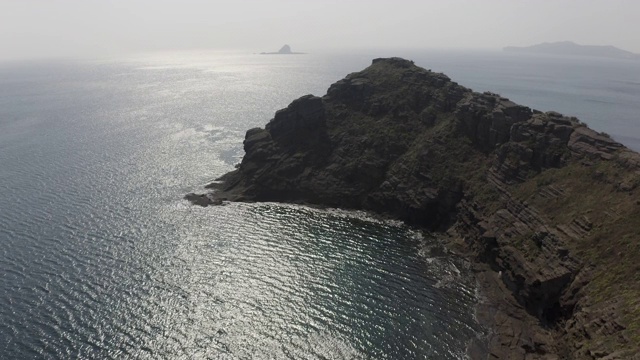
[187,58,640,359]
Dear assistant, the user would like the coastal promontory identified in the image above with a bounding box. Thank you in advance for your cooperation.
[187,58,640,359]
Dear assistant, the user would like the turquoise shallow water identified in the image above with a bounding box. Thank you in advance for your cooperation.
[1,50,638,358]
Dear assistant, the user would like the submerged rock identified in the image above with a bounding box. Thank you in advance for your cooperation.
[187,58,640,359]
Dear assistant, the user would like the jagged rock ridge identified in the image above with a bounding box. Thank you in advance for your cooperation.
[187,58,640,359]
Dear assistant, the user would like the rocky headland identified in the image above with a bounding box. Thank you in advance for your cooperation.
[187,58,640,359]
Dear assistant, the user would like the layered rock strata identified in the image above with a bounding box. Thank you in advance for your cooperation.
[187,58,640,359]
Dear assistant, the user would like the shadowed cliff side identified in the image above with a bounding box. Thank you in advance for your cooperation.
[187,58,640,359]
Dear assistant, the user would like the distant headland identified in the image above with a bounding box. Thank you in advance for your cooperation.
[504,41,640,60]
[260,44,305,55]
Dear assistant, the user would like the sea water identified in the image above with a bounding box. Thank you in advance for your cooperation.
[1,50,639,359]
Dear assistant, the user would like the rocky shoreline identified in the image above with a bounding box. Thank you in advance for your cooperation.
[187,58,640,359]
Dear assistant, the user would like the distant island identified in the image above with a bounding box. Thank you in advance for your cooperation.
[260,44,305,55]
[504,41,640,60]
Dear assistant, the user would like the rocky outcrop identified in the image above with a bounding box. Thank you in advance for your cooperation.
[187,58,640,359]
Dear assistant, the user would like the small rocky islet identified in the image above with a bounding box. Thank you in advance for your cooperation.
[187,58,640,359]
[260,44,304,55]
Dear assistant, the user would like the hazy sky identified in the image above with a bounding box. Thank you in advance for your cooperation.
[1,0,638,60]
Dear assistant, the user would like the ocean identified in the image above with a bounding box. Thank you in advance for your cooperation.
[1,49,639,359]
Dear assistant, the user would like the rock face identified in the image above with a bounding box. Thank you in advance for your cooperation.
[188,58,640,359]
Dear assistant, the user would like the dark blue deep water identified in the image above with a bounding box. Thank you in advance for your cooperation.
[1,50,639,359]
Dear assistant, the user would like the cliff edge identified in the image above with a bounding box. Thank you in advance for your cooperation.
[187,58,640,359]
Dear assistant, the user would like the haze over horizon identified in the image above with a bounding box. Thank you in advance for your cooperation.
[0,0,638,61]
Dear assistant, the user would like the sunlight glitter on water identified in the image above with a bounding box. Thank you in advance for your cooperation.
[0,53,484,359]
[4,49,639,358]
